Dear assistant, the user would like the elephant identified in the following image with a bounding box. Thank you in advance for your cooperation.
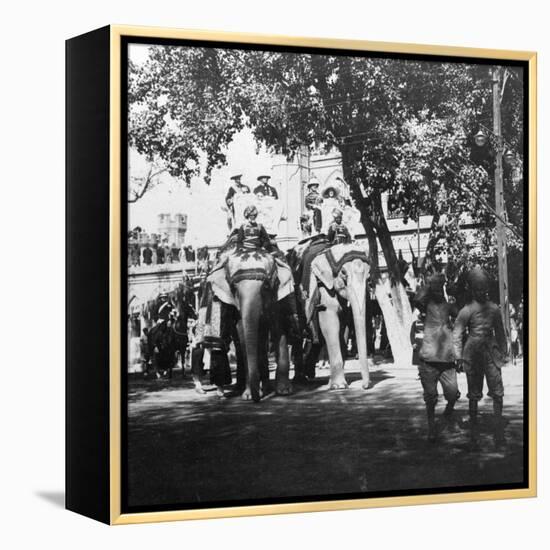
[295,240,372,390]
[207,246,295,402]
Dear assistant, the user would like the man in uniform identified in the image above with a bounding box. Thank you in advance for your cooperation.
[413,273,460,442]
[225,173,251,230]
[453,267,508,447]
[156,292,174,322]
[254,175,278,199]
[304,179,320,210]
[327,208,352,245]
[304,179,322,233]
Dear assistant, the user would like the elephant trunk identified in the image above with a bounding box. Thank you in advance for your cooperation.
[236,279,265,402]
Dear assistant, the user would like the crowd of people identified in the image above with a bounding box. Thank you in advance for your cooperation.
[128,231,211,269]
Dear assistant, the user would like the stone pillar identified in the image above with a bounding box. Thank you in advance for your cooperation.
[271,145,310,250]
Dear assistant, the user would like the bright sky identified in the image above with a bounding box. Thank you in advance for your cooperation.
[128,130,273,246]
[127,43,274,247]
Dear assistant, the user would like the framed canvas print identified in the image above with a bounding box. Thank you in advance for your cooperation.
[66,25,537,525]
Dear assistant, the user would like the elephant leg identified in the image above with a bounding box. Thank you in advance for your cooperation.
[319,308,347,389]
[258,324,271,397]
[236,320,254,401]
[237,284,263,402]
[237,306,263,402]
[275,332,292,395]
[231,323,246,392]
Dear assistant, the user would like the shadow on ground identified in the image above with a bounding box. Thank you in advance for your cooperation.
[126,362,525,509]
[35,491,65,509]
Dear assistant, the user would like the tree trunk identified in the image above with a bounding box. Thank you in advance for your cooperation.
[340,148,412,368]
[373,277,412,368]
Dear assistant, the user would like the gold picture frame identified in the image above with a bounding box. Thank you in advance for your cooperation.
[66,24,537,525]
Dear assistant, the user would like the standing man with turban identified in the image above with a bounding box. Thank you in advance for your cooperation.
[453,267,508,448]
[413,273,460,442]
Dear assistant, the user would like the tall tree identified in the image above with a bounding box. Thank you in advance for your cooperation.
[128,45,524,366]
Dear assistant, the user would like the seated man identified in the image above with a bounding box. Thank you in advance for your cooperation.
[236,205,271,251]
[327,207,352,245]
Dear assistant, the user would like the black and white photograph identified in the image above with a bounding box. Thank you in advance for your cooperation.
[123,38,529,512]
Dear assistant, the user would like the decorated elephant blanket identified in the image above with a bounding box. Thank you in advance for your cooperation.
[305,243,369,325]
[207,248,294,310]
[292,234,331,297]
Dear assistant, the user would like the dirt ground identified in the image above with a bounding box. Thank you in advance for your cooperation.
[126,357,525,509]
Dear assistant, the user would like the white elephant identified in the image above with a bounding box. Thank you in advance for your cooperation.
[297,241,372,390]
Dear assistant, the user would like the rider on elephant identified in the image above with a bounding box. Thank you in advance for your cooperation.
[327,208,352,245]
[236,205,271,251]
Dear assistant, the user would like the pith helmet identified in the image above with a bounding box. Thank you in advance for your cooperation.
[307,175,320,188]
[467,267,490,291]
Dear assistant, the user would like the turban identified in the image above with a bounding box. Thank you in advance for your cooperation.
[243,205,258,218]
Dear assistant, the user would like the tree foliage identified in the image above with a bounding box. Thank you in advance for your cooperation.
[129,45,525,289]
[129,47,247,185]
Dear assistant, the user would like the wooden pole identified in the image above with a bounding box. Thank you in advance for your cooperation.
[492,67,511,344]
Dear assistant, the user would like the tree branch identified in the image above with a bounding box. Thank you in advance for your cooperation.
[444,163,522,240]
[128,165,168,203]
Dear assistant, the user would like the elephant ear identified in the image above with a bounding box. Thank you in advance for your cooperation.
[208,260,237,308]
[311,253,335,290]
